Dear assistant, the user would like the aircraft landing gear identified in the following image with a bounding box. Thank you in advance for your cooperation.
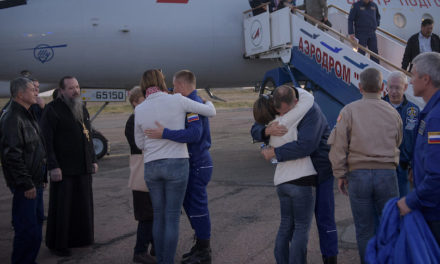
[91,129,108,159]
[260,77,276,95]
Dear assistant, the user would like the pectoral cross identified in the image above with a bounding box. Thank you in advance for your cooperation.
[82,122,90,142]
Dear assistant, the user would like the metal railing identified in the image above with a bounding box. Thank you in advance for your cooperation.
[242,3,411,76]
[243,2,270,14]
[328,4,407,45]
[289,5,411,77]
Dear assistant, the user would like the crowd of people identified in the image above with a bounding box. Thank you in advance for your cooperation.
[0,56,440,264]
[0,2,439,263]
[251,52,440,264]
[0,70,217,264]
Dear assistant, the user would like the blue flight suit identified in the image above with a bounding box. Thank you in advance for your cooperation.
[406,90,440,245]
[348,0,380,63]
[251,102,338,258]
[383,95,420,197]
[162,90,212,240]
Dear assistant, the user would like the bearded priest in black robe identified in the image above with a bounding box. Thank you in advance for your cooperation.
[40,76,98,257]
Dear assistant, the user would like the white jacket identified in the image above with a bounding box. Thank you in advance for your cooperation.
[134,92,216,163]
[270,89,317,186]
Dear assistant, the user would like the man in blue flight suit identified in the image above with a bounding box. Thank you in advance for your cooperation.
[251,87,338,264]
[397,52,440,246]
[146,70,213,264]
[348,0,380,64]
[383,71,420,197]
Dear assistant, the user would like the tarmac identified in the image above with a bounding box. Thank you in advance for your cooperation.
[0,100,361,263]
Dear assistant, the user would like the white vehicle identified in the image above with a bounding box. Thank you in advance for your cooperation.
[0,0,438,157]
[0,0,438,96]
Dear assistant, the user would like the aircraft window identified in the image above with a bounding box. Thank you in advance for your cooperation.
[393,13,406,29]
[422,13,434,23]
[0,0,26,9]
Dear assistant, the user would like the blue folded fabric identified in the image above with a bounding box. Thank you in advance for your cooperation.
[366,198,440,264]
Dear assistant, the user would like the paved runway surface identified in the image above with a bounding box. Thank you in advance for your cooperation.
[0,97,361,263]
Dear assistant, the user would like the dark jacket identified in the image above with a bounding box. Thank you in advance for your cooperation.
[125,113,142,155]
[0,100,47,190]
[348,0,380,35]
[251,102,334,183]
[383,95,420,167]
[40,98,96,176]
[401,32,440,71]
[3,100,43,122]
[406,90,440,221]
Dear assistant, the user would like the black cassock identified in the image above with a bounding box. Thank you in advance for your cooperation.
[40,98,97,250]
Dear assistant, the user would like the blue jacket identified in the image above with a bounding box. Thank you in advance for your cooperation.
[383,95,420,167]
[406,90,440,221]
[366,198,440,264]
[348,0,380,35]
[162,90,212,165]
[251,102,333,183]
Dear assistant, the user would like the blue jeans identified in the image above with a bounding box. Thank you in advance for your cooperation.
[11,187,44,264]
[274,183,315,264]
[144,158,189,264]
[347,169,398,264]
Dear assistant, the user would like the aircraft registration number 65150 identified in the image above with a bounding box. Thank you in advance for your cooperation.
[81,89,126,102]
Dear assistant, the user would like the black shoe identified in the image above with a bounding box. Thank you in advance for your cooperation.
[50,248,72,257]
[182,245,197,262]
[182,247,211,264]
[323,255,337,264]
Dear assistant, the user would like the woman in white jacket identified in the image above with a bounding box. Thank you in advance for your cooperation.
[134,69,216,264]
[253,85,316,264]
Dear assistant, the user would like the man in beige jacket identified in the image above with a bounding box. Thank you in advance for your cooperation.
[328,67,402,264]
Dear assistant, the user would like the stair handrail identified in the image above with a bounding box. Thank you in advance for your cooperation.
[287,5,411,77]
[243,2,270,14]
[327,4,407,45]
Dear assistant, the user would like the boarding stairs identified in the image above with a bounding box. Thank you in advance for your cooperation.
[243,4,424,126]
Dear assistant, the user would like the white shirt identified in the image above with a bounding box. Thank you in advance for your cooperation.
[134,92,216,163]
[269,89,317,186]
[419,32,432,53]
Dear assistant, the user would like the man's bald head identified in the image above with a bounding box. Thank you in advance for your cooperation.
[273,85,298,116]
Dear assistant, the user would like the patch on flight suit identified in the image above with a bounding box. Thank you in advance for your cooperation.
[405,107,418,130]
[360,6,365,10]
[418,120,426,135]
[428,132,440,144]
[370,6,376,10]
[337,114,342,122]
[187,113,199,123]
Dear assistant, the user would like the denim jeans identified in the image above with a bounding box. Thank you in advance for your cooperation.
[11,187,44,264]
[144,158,189,264]
[347,169,398,264]
[274,183,315,264]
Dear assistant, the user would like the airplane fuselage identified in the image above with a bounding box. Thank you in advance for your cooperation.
[0,0,438,96]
